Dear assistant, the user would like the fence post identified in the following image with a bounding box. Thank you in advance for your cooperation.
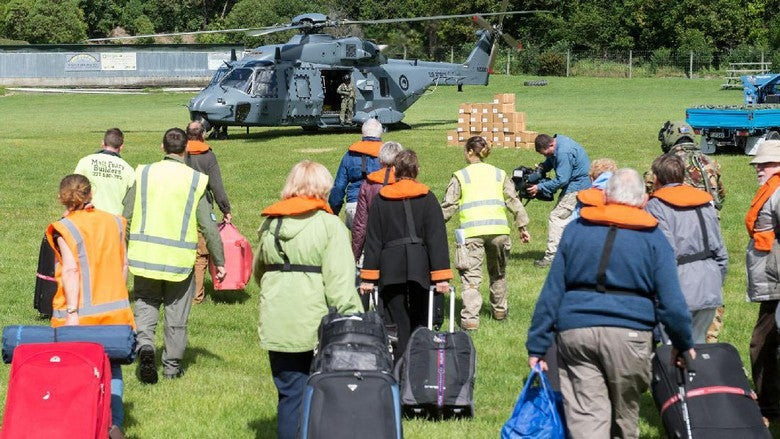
[450,46,454,63]
[689,51,693,79]
[629,50,633,79]
[506,49,511,75]
[762,51,765,72]
[566,49,571,77]
[403,45,407,60]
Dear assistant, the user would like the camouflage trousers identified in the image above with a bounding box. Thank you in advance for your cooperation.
[340,98,354,124]
[455,234,510,324]
[543,192,578,262]
[706,305,725,343]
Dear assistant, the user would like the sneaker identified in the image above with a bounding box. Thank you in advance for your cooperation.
[109,425,126,439]
[492,310,507,321]
[533,258,552,268]
[461,320,479,331]
[137,345,158,384]
[164,368,185,380]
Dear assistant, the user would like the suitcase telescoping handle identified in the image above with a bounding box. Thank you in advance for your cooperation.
[368,286,380,311]
[427,285,455,333]
[675,350,697,439]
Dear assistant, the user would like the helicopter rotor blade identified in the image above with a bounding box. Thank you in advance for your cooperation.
[338,10,548,27]
[472,13,523,52]
[501,32,523,51]
[86,27,263,43]
[245,24,309,37]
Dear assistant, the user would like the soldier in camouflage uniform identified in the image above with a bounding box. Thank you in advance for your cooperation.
[645,121,725,209]
[646,120,726,342]
[337,74,355,125]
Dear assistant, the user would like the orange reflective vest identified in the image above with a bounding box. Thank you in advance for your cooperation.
[46,208,135,328]
[746,174,780,251]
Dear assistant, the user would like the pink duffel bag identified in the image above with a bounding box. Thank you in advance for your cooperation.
[209,222,253,290]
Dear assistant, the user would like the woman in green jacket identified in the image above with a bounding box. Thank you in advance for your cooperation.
[254,160,362,439]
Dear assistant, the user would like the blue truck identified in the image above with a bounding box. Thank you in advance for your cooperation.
[686,73,780,155]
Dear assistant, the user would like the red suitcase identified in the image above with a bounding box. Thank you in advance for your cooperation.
[1,342,111,439]
[209,221,253,290]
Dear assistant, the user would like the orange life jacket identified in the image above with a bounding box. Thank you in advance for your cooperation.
[348,139,382,157]
[576,187,605,207]
[367,167,396,185]
[186,140,210,154]
[580,204,658,230]
[46,208,135,328]
[261,196,333,217]
[652,184,712,208]
[746,174,780,251]
[379,179,430,199]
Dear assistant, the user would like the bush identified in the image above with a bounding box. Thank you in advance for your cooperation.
[649,48,674,73]
[537,51,566,76]
[570,59,628,78]
[0,87,7,96]
[724,44,769,66]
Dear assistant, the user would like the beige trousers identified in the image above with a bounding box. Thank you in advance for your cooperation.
[456,234,510,323]
[543,191,579,261]
[557,327,653,439]
[192,233,209,303]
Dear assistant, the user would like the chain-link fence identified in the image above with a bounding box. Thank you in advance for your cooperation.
[383,44,777,79]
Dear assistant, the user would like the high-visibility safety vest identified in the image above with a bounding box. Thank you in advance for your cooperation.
[454,162,511,238]
[46,208,135,328]
[128,159,209,282]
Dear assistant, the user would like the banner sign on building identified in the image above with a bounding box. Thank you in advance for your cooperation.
[64,53,101,71]
[101,53,137,71]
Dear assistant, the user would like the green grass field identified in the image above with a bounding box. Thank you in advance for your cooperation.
[0,76,776,438]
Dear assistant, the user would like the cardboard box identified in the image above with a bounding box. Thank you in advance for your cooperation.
[491,124,501,133]
[457,115,467,124]
[500,103,515,114]
[503,135,513,143]
[494,93,516,105]
[520,130,538,143]
[458,103,471,114]
[481,125,490,133]
[490,103,500,114]
[470,124,481,133]
[493,141,504,148]
[456,122,468,133]
[469,115,478,124]
[481,115,492,124]
[446,130,459,146]
[458,133,468,142]
[471,103,482,114]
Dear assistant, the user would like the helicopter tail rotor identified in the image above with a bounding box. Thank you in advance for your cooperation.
[471,12,523,73]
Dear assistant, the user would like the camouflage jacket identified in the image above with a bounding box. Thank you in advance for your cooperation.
[644,143,725,210]
[337,83,355,98]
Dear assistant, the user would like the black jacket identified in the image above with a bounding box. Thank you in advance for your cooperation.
[361,180,452,288]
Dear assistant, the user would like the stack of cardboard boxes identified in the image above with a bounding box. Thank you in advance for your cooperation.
[446,93,538,149]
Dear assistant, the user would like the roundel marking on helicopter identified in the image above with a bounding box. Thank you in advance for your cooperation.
[399,75,409,91]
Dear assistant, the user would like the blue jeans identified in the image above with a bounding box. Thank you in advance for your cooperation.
[110,362,123,427]
[268,351,313,439]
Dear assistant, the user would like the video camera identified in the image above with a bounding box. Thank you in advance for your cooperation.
[511,165,553,202]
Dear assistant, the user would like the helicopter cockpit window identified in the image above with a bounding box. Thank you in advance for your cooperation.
[253,69,277,98]
[221,68,253,94]
[208,66,230,88]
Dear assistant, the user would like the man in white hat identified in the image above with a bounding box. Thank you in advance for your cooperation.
[745,139,780,425]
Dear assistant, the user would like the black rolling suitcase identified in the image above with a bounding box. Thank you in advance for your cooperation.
[310,290,394,373]
[651,343,771,439]
[300,293,403,439]
[395,287,476,418]
[299,370,402,439]
[34,235,57,318]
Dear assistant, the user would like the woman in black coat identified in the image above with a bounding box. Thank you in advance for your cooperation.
[359,149,452,357]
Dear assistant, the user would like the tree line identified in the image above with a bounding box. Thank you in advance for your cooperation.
[3,0,780,68]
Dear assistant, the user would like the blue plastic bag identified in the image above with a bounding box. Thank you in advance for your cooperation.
[501,364,566,439]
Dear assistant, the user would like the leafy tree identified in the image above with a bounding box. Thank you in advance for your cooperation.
[3,0,87,43]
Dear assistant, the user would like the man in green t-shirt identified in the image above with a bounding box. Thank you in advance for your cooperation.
[74,128,135,215]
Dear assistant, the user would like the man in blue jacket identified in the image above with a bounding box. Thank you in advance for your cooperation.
[328,119,383,229]
[526,168,695,439]
[528,134,591,267]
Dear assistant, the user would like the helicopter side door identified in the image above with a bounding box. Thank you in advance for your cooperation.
[284,66,324,126]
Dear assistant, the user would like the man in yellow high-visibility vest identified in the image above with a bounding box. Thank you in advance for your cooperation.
[123,127,225,384]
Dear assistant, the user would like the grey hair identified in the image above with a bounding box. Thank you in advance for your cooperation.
[362,118,383,138]
[605,168,645,207]
[378,141,403,166]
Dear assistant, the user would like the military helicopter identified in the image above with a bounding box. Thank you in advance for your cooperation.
[89,10,542,138]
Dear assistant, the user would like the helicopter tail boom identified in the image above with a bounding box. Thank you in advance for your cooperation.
[460,30,494,85]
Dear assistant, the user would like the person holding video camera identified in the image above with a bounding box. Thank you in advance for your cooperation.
[441,136,531,330]
[528,134,590,268]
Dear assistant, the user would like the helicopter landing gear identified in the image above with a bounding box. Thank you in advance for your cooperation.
[208,125,228,140]
[301,126,320,132]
